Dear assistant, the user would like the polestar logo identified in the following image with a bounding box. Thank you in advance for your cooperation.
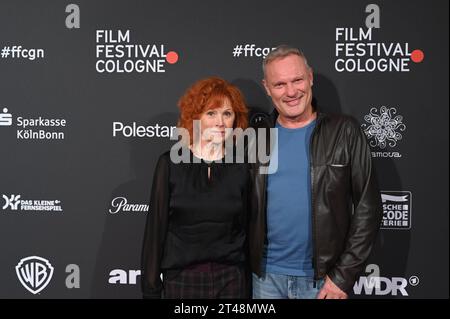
[16,256,54,294]
[362,106,406,149]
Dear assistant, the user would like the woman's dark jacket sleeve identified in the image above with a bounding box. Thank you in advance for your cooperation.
[141,154,170,299]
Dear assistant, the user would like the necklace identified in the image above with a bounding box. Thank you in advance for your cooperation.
[190,144,224,162]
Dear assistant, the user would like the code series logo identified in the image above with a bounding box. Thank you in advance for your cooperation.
[381,191,412,230]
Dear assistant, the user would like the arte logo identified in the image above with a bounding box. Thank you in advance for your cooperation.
[108,269,141,284]
[95,30,179,74]
[361,106,406,158]
[1,194,63,213]
[381,191,412,229]
[0,107,67,140]
[335,4,424,73]
[353,264,419,296]
[16,256,54,294]
[108,197,149,214]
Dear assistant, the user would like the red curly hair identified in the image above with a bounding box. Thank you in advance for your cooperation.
[177,77,248,145]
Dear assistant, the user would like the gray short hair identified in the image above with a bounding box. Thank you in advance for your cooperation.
[263,45,311,77]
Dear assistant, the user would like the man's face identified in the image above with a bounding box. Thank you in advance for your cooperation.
[263,54,314,123]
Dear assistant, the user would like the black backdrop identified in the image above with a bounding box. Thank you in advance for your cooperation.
[0,0,448,298]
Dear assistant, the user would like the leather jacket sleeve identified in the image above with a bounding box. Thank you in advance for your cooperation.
[327,118,383,293]
[141,154,170,299]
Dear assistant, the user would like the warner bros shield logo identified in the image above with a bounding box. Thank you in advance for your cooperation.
[16,256,54,294]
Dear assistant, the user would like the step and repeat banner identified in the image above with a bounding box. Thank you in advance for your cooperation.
[0,0,448,298]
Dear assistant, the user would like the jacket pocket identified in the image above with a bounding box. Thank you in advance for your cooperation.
[329,163,348,168]
[325,164,351,194]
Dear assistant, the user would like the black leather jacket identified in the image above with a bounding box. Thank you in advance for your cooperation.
[248,110,382,293]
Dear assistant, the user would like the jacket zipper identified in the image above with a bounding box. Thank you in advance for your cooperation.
[259,170,268,276]
[310,114,321,281]
[259,119,272,276]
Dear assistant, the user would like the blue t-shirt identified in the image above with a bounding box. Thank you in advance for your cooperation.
[263,119,316,277]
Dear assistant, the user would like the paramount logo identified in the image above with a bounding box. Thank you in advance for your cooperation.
[108,197,149,214]
[15,256,54,294]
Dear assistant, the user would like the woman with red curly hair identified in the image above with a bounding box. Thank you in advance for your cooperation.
[141,77,252,299]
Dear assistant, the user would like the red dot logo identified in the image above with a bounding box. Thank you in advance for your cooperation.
[411,49,424,63]
[166,51,179,64]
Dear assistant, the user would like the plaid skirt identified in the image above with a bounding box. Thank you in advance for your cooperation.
[162,262,249,299]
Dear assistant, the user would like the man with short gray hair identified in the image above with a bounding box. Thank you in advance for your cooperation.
[248,45,382,299]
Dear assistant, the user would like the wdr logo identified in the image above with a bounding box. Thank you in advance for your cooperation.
[353,264,418,296]
[16,256,54,294]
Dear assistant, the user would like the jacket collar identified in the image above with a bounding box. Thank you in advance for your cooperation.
[268,108,324,128]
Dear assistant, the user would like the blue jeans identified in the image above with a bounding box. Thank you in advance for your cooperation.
[253,272,325,299]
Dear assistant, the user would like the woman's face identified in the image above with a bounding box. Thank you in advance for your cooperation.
[198,99,235,145]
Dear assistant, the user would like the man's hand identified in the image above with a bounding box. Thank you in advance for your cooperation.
[317,275,348,299]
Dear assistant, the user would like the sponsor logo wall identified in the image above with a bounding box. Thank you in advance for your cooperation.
[0,1,447,298]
